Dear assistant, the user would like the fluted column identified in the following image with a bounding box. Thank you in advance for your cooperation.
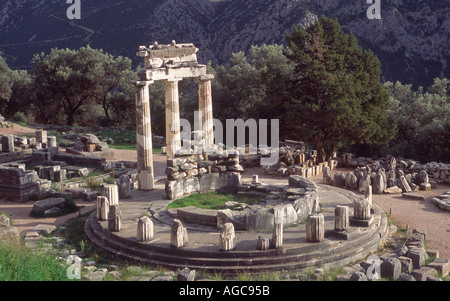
[165,79,182,158]
[134,80,155,190]
[198,75,214,147]
[102,184,119,206]
[306,214,325,242]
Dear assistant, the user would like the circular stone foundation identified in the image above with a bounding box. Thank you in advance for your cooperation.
[84,177,388,275]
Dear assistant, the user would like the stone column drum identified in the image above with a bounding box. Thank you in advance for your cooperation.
[165,79,182,158]
[365,185,373,206]
[35,130,47,144]
[2,135,14,152]
[171,219,188,248]
[96,196,109,221]
[272,221,283,249]
[306,214,325,242]
[134,80,155,190]
[137,216,154,242]
[334,205,349,232]
[198,75,214,147]
[47,136,57,148]
[102,184,119,206]
[108,205,121,232]
[257,236,270,250]
[219,222,235,251]
[354,200,371,220]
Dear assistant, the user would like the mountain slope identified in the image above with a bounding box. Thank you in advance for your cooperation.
[0,0,448,87]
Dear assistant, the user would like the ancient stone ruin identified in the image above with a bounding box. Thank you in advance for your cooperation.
[323,154,449,195]
[79,42,448,279]
[134,41,215,191]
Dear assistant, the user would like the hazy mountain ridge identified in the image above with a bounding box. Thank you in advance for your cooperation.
[0,0,448,87]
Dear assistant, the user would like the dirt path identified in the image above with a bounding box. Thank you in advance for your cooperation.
[0,123,37,136]
[319,168,450,258]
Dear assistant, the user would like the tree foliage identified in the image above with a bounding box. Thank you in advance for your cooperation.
[384,78,450,162]
[210,44,294,140]
[30,46,136,126]
[284,16,396,161]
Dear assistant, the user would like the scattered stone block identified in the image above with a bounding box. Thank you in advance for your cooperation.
[383,186,402,194]
[2,135,14,152]
[427,258,450,276]
[32,224,56,235]
[32,198,66,214]
[380,257,402,280]
[398,273,416,281]
[402,192,425,201]
[398,256,413,273]
[0,225,19,243]
[426,249,439,259]
[44,207,61,216]
[411,266,437,281]
[349,271,367,281]
[81,190,98,202]
[177,268,196,281]
[407,247,428,269]
[36,130,47,144]
[0,215,10,226]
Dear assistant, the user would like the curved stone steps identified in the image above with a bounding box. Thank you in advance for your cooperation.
[84,205,388,274]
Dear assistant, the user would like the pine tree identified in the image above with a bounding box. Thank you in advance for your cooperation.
[284,16,396,161]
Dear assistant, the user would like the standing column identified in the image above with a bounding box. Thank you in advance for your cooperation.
[165,79,182,158]
[134,80,155,191]
[198,75,214,147]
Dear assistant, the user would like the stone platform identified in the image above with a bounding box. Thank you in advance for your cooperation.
[84,180,388,275]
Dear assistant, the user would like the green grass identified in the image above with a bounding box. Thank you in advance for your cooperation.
[62,210,96,250]
[0,242,73,281]
[166,192,263,210]
[109,143,163,154]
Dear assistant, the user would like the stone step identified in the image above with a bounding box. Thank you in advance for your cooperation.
[84,208,387,274]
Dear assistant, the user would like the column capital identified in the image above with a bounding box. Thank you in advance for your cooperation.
[165,78,183,84]
[198,74,214,82]
[132,80,153,87]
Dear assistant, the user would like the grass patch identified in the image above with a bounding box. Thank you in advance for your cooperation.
[166,192,263,210]
[62,209,95,250]
[109,143,163,154]
[0,242,73,281]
